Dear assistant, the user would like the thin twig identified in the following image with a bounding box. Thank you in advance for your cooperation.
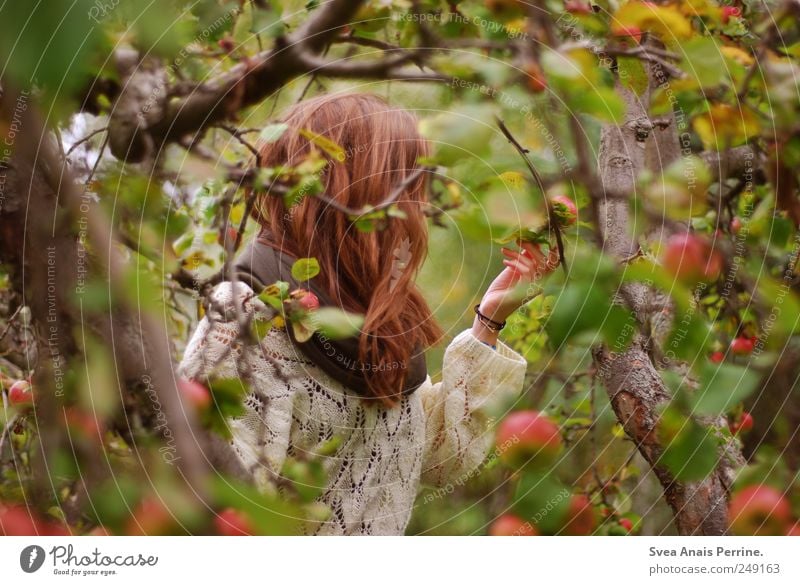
[496,118,568,275]
[65,126,108,159]
[0,306,22,343]
[216,124,260,157]
[84,134,108,187]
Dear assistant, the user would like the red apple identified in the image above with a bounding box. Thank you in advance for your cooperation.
[125,498,175,536]
[0,505,39,535]
[551,195,578,226]
[488,513,538,536]
[297,290,320,311]
[662,233,723,284]
[88,525,113,536]
[730,217,743,234]
[728,485,792,536]
[730,336,755,356]
[8,379,33,405]
[564,0,592,14]
[217,225,239,248]
[721,6,741,23]
[561,494,596,536]
[65,408,104,440]
[709,351,725,363]
[619,517,634,532]
[40,521,70,536]
[786,522,800,536]
[217,37,235,53]
[496,410,563,469]
[178,378,212,410]
[214,508,254,536]
[729,412,753,435]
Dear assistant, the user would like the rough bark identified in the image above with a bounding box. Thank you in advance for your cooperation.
[593,53,744,535]
[109,0,368,162]
[0,89,247,509]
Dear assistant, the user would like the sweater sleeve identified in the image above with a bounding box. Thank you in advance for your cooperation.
[177,281,293,492]
[418,329,527,487]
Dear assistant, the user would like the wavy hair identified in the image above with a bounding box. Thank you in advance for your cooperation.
[252,92,443,405]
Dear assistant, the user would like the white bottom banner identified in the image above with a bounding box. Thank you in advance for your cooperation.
[1,537,798,583]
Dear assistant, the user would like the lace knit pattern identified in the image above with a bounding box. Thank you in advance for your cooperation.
[178,282,527,535]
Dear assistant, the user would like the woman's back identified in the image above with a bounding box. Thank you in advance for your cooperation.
[179,280,527,534]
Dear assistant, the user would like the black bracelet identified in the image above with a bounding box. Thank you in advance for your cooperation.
[474,304,506,331]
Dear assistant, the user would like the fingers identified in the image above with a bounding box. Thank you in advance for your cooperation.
[501,249,531,273]
[513,242,560,276]
[502,258,532,276]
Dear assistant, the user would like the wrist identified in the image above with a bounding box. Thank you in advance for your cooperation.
[471,315,499,347]
[478,301,510,324]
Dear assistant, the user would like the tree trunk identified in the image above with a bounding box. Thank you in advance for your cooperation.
[592,54,744,535]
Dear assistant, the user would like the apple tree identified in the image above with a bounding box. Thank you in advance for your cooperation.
[0,0,799,535]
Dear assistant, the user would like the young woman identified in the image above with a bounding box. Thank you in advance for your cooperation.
[179,93,558,535]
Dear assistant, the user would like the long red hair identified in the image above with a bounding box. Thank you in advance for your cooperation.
[252,92,443,405]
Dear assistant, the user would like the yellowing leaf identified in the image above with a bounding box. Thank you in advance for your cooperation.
[498,171,526,190]
[504,18,526,36]
[541,48,600,85]
[692,104,760,151]
[678,0,719,17]
[299,128,346,162]
[613,2,692,41]
[229,202,246,224]
[721,46,754,67]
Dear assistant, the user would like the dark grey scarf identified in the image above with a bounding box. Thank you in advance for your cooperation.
[233,237,428,399]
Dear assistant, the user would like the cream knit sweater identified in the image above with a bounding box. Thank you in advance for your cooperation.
[178,282,527,535]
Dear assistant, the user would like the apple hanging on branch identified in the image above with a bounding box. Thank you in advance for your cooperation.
[496,410,563,470]
[488,513,539,536]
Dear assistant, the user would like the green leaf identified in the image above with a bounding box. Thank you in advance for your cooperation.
[212,476,304,535]
[617,56,650,96]
[513,471,570,535]
[259,123,289,144]
[493,228,550,246]
[0,0,102,107]
[258,281,290,309]
[546,283,609,348]
[291,257,320,281]
[418,105,496,167]
[659,422,720,482]
[79,338,120,418]
[204,378,248,438]
[691,362,760,416]
[250,317,273,342]
[568,87,625,124]
[665,310,712,360]
[308,308,364,340]
[600,304,636,351]
[681,37,727,88]
[90,477,141,532]
[292,319,315,343]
